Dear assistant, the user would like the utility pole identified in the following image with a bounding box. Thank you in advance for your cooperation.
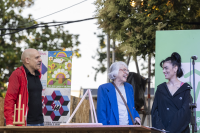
[107,34,110,83]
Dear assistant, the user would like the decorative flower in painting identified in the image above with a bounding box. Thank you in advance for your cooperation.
[49,56,53,61]
[52,63,55,69]
[65,60,72,71]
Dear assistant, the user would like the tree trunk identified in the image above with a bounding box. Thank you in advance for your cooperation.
[147,54,151,126]
[107,34,110,83]
[133,54,140,75]
[126,55,131,66]
[112,40,115,63]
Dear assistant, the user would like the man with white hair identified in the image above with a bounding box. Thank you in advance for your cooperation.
[97,61,141,125]
[4,48,44,126]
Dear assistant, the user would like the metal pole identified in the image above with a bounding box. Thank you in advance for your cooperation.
[147,54,151,126]
[107,34,110,83]
[192,60,197,132]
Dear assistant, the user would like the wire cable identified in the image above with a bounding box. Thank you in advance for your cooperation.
[0,17,96,36]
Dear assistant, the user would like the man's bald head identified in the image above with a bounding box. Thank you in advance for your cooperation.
[21,48,42,73]
[21,48,37,64]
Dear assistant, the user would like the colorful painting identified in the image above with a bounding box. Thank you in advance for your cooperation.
[47,51,72,88]
[39,51,72,126]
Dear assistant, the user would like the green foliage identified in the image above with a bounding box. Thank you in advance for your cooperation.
[0,0,81,96]
[94,0,200,77]
[92,33,125,81]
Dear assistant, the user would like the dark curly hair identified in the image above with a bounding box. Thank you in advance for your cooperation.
[160,52,183,78]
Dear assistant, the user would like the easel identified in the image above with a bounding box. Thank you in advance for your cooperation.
[13,94,25,126]
[61,89,102,125]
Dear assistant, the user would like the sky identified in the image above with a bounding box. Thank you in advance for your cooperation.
[22,0,154,90]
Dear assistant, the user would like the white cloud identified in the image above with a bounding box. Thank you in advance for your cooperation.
[53,58,65,64]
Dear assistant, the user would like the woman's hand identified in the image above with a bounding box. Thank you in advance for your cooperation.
[135,117,141,125]
[161,129,166,133]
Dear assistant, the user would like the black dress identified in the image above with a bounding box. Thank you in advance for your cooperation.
[151,82,191,133]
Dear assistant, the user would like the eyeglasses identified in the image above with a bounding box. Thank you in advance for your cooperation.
[119,69,129,73]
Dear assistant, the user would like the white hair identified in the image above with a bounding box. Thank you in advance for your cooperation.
[108,61,128,80]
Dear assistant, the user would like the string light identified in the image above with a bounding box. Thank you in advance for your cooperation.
[130,0,136,7]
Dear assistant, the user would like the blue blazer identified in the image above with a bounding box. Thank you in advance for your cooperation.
[97,82,140,125]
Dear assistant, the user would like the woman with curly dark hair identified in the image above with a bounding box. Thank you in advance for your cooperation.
[151,52,191,133]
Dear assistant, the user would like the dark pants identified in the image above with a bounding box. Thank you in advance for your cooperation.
[27,123,44,126]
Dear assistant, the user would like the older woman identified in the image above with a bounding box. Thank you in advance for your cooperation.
[97,61,141,125]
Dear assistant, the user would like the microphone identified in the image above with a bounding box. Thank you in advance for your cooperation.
[191,55,198,60]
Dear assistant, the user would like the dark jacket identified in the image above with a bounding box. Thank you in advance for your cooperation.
[151,82,191,133]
